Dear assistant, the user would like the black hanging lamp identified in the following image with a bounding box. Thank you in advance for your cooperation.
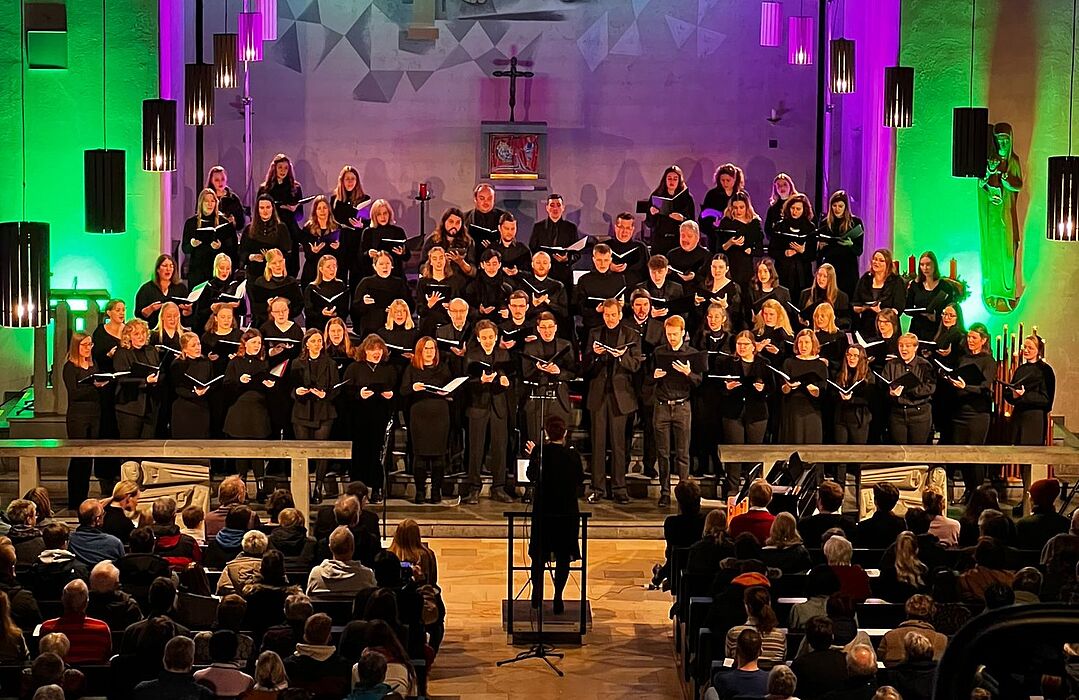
[1048,0,1079,241]
[883,1,914,128]
[85,0,125,233]
[185,63,215,126]
[952,0,989,177]
[142,98,177,171]
[830,38,855,94]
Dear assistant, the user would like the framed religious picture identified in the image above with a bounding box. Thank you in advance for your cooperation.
[479,121,548,190]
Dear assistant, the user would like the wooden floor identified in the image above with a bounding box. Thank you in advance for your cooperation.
[425,537,683,700]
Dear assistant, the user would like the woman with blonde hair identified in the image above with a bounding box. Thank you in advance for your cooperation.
[752,298,794,365]
[364,199,410,277]
[249,248,302,327]
[63,332,107,507]
[101,480,141,543]
[245,650,289,699]
[171,331,215,440]
[182,187,236,287]
[762,511,812,574]
[686,508,734,573]
[0,592,27,663]
[811,302,847,371]
[878,531,930,603]
[303,253,348,326]
[300,194,341,285]
[764,172,797,239]
[112,318,162,440]
[716,191,763,291]
[379,299,419,373]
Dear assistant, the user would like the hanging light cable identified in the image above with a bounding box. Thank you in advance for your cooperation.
[1048,0,1079,241]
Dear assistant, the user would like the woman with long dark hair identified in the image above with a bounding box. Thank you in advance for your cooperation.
[800,263,850,331]
[770,192,816,299]
[207,165,246,234]
[646,165,696,254]
[700,163,746,248]
[716,191,764,292]
[331,164,369,289]
[816,189,865,297]
[257,153,304,276]
[747,258,791,328]
[343,334,397,501]
[63,332,106,507]
[0,591,27,662]
[852,248,906,337]
[135,254,192,328]
[905,251,955,341]
[694,253,744,332]
[931,302,967,445]
[239,194,292,282]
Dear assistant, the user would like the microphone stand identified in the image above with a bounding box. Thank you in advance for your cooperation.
[379,418,394,540]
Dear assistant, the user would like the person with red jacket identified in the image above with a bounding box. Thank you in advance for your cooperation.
[40,580,112,664]
[150,496,203,570]
[729,479,776,544]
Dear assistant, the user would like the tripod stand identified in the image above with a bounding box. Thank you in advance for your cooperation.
[498,382,564,676]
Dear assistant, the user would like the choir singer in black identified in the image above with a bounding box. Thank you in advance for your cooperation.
[881,333,936,444]
[648,315,702,508]
[463,321,515,505]
[583,300,641,504]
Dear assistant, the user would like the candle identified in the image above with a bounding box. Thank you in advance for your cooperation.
[949,258,957,279]
[770,108,777,120]
[907,255,916,276]
[418,182,428,199]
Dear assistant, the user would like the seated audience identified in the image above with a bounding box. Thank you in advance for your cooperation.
[922,490,960,547]
[928,569,972,635]
[69,499,125,567]
[180,505,206,545]
[791,616,848,697]
[799,480,857,546]
[120,577,192,675]
[268,507,318,570]
[265,489,296,526]
[0,543,40,628]
[116,526,172,606]
[87,560,142,631]
[854,483,906,549]
[315,489,380,567]
[958,486,1015,548]
[205,476,261,541]
[876,594,948,666]
[789,566,841,630]
[729,479,776,544]
[653,478,706,590]
[207,505,256,568]
[686,509,735,573]
[876,530,930,603]
[31,684,64,700]
[101,480,141,544]
[6,499,44,564]
[193,630,254,697]
[958,538,1016,603]
[194,593,254,665]
[150,496,203,569]
[246,650,290,700]
[824,535,872,603]
[0,590,28,662]
[307,527,376,597]
[216,529,269,595]
[1016,478,1069,550]
[283,613,353,699]
[725,586,786,666]
[983,581,1016,609]
[27,523,89,601]
[762,511,813,574]
[21,650,86,700]
[261,593,312,659]
[707,629,769,700]
[820,644,881,700]
[880,507,949,574]
[389,518,440,587]
[764,664,799,700]
[880,631,937,700]
[1012,566,1043,604]
[347,649,397,700]
[362,619,416,696]
[242,550,300,631]
[132,636,214,700]
[39,579,111,664]
[1041,509,1079,600]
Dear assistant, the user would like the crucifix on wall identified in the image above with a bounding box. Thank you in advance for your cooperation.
[492,56,535,123]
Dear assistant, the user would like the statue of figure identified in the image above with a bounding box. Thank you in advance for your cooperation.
[977,123,1024,313]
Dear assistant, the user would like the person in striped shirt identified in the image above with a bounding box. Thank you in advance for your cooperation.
[39,579,112,664]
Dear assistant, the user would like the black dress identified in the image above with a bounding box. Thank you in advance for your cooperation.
[527,442,585,561]
[343,360,397,483]
[852,273,906,336]
[300,227,343,286]
[780,356,829,443]
[112,345,162,438]
[415,275,466,336]
[904,280,956,341]
[193,274,248,330]
[694,279,743,332]
[362,225,411,278]
[817,216,865,298]
[645,187,695,255]
[248,274,303,327]
[715,216,764,292]
[303,279,349,327]
[223,356,273,438]
[91,324,123,481]
[770,216,816,296]
[699,186,733,248]
[239,222,292,281]
[1007,360,1056,445]
[351,274,412,338]
[181,215,237,288]
[170,356,214,439]
[217,188,246,240]
[401,364,453,457]
[134,280,192,328]
[257,179,304,276]
[331,194,369,290]
[202,329,243,438]
[63,361,101,507]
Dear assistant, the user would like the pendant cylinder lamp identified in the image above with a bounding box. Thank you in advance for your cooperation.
[952,107,989,177]
[884,66,915,128]
[238,12,263,62]
[258,0,277,41]
[214,33,238,88]
[85,149,126,233]
[788,16,815,65]
[760,2,781,47]
[0,221,50,328]
[1048,157,1079,241]
[185,63,214,126]
[142,99,177,172]
[830,39,855,93]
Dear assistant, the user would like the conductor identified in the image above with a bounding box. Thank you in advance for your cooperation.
[526,415,584,615]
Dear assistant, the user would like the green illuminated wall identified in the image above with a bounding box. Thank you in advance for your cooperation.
[895,0,1079,423]
[0,0,161,395]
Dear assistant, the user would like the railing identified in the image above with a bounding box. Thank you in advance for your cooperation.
[0,441,1077,520]
[0,439,351,524]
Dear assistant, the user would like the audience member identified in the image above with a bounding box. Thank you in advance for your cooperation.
[246,650,290,700]
[879,507,949,575]
[873,688,902,700]
[39,579,111,664]
[101,480,141,544]
[791,616,848,697]
[653,478,706,590]
[788,566,841,631]
[26,523,89,600]
[876,594,948,666]
[880,631,937,700]
[1040,509,1079,600]
[983,581,1016,609]
[150,496,203,569]
[206,505,256,568]
[347,649,395,700]
[261,593,313,658]
[729,479,775,543]
[68,500,124,567]
[205,477,261,540]
[194,594,253,664]
[21,651,85,700]
[193,629,254,697]
[315,491,380,567]
[922,490,960,547]
[876,530,930,603]
[307,527,376,597]
[217,529,269,595]
[0,543,40,628]
[764,664,799,700]
[686,509,735,573]
[6,499,44,564]
[31,685,64,700]
[363,620,415,696]
[854,483,906,549]
[762,512,813,574]
[1012,566,1043,604]
[283,613,352,699]
[928,569,972,635]
[958,486,1015,548]
[799,480,857,546]
[265,489,296,525]
[725,586,786,666]
[389,518,440,586]
[707,629,769,700]
[0,590,28,662]
[120,578,192,673]
[116,526,172,605]
[132,636,214,700]
[269,507,318,570]
[242,550,300,631]
[824,535,872,603]
[180,504,206,545]
[820,644,881,700]
[958,538,1015,603]
[1016,479,1069,550]
[87,560,142,631]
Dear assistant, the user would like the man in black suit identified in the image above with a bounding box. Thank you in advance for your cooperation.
[790,616,849,698]
[583,300,641,504]
[528,194,581,293]
[799,479,857,547]
[521,312,576,445]
[464,320,515,505]
[854,482,906,549]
